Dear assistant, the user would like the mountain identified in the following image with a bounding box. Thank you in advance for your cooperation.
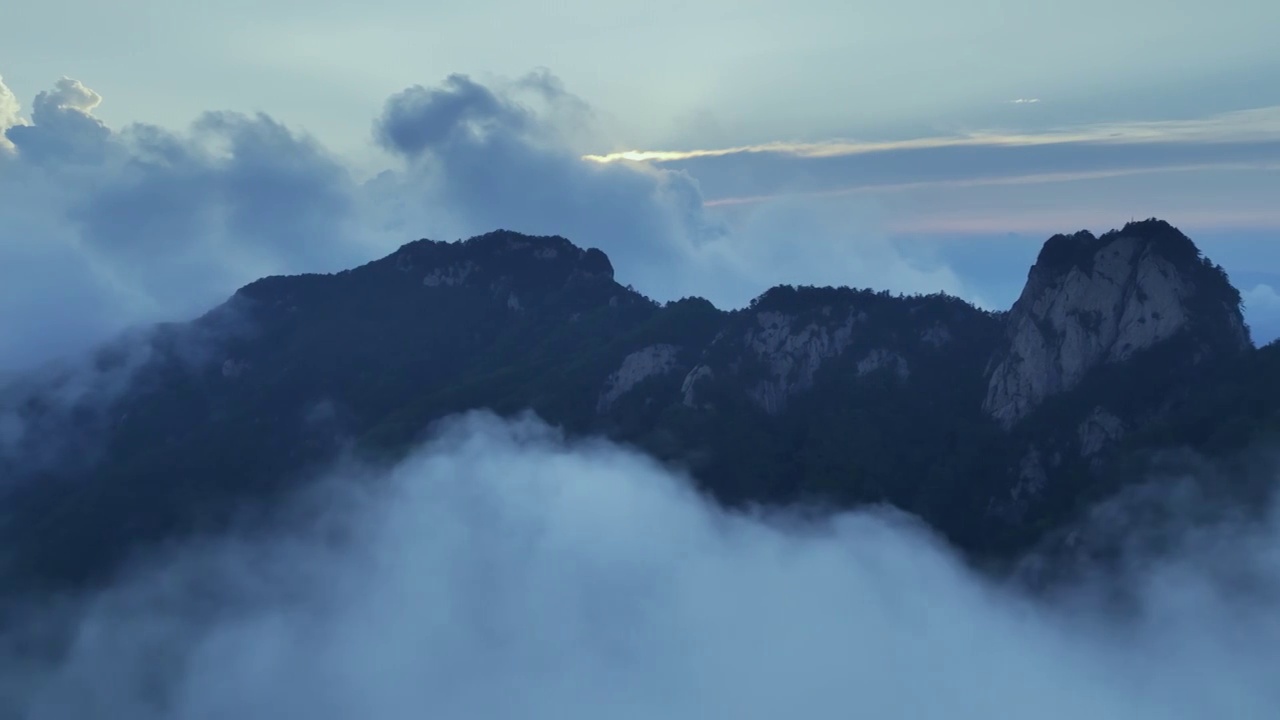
[985,222,1250,428]
[2,219,1277,593]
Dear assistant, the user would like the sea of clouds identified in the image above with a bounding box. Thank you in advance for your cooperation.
[1,411,1276,719]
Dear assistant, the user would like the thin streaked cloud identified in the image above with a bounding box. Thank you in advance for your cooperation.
[1008,98,1042,104]
[583,105,1280,164]
[702,162,1280,207]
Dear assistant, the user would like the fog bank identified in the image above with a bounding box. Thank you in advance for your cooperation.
[3,412,1278,719]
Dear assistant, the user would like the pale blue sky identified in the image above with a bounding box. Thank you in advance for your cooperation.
[2,0,1279,370]
[4,0,1279,152]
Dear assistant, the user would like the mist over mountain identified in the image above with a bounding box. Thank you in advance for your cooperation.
[3,411,1280,719]
[2,217,1280,718]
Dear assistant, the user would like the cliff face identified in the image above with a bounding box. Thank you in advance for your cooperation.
[585,284,995,420]
[671,289,989,416]
[983,220,1250,429]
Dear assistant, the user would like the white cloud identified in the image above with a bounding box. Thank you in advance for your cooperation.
[0,74,22,151]
[4,76,110,164]
[3,411,1278,718]
[35,76,102,115]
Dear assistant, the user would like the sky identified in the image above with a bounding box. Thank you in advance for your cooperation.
[1,0,1279,368]
[4,411,1280,718]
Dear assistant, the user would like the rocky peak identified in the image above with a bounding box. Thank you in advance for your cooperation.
[983,219,1250,428]
[231,230,622,317]
[392,230,615,289]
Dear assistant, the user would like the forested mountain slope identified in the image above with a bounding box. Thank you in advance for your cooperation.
[2,219,1276,592]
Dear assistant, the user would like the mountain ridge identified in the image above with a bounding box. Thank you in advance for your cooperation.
[1,218,1276,594]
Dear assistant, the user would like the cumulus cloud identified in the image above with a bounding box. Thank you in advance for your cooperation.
[0,75,382,375]
[0,74,23,151]
[365,70,725,296]
[2,411,1278,718]
[0,70,970,377]
[366,70,968,307]
[5,77,109,164]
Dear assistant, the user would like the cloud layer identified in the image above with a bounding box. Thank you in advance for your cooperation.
[3,412,1278,719]
[4,67,1276,379]
[1,71,970,375]
[586,105,1280,165]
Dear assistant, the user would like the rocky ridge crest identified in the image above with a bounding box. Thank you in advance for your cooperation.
[983,219,1249,429]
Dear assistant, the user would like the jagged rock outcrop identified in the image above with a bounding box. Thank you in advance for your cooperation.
[856,348,910,379]
[983,219,1250,429]
[1077,407,1125,459]
[741,309,862,414]
[681,365,713,408]
[246,228,618,306]
[673,286,993,415]
[920,323,953,347]
[421,260,477,287]
[597,344,682,412]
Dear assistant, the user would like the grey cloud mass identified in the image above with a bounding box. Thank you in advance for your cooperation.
[3,412,1279,718]
[1,71,965,374]
[0,76,377,374]
[364,70,969,303]
[366,71,725,291]
[375,73,532,158]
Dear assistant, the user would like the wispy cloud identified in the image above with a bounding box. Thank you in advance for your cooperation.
[583,105,1280,164]
[891,208,1280,236]
[1008,98,1041,104]
[703,162,1280,207]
